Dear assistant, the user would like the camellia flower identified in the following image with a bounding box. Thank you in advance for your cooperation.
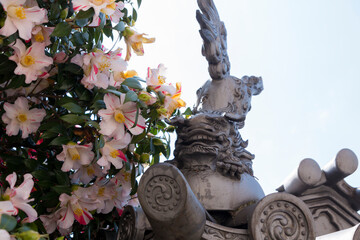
[146,64,167,86]
[0,230,12,240]
[109,70,137,88]
[56,143,94,172]
[98,93,146,139]
[2,97,46,138]
[162,82,186,118]
[9,40,53,83]
[0,0,47,40]
[98,134,131,172]
[123,27,155,61]
[76,49,127,89]
[72,0,124,26]
[57,193,96,228]
[1,172,38,223]
[70,163,104,185]
[31,25,53,46]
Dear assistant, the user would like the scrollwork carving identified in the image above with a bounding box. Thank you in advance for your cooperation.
[250,193,316,240]
[144,175,181,213]
[202,220,249,240]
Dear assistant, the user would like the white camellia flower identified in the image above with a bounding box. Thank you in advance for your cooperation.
[98,93,146,139]
[0,0,48,40]
[98,134,131,172]
[56,143,94,172]
[2,172,38,223]
[2,97,46,138]
[72,0,124,26]
[9,40,53,84]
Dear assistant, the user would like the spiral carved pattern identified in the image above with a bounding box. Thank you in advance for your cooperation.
[258,201,309,240]
[144,175,181,213]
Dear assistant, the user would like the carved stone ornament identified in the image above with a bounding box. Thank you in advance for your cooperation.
[249,192,316,240]
[129,0,360,240]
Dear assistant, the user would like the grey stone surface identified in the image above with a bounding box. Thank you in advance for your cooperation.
[138,163,206,240]
[130,1,360,239]
[316,224,360,240]
[249,192,316,240]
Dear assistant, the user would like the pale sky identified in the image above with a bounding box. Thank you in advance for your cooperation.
[117,0,360,194]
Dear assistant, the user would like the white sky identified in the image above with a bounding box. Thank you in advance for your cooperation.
[117,0,360,194]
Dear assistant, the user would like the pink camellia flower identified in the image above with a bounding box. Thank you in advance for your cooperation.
[0,201,16,215]
[98,93,146,139]
[75,49,127,89]
[146,64,167,86]
[162,82,186,118]
[56,142,94,172]
[2,97,46,138]
[0,0,48,40]
[2,172,38,223]
[0,229,12,240]
[72,0,124,26]
[57,192,97,228]
[53,52,69,63]
[70,163,104,185]
[31,25,53,46]
[109,70,137,88]
[9,40,53,83]
[98,134,131,172]
[123,27,155,61]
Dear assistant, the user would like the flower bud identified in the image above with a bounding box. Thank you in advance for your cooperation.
[60,8,68,20]
[138,92,151,102]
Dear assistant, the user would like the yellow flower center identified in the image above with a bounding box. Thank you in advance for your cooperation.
[17,113,27,122]
[99,62,110,71]
[73,208,83,216]
[92,0,105,6]
[21,55,35,67]
[123,172,131,182]
[114,110,125,123]
[86,167,95,176]
[107,2,116,10]
[98,187,105,196]
[158,76,166,84]
[67,147,80,161]
[2,195,10,201]
[34,31,45,42]
[109,150,120,158]
[7,6,26,19]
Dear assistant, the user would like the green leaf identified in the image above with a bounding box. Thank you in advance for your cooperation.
[51,22,72,37]
[85,120,100,129]
[63,63,83,74]
[0,214,17,232]
[54,170,70,186]
[132,8,137,22]
[124,90,138,103]
[152,138,164,146]
[75,18,89,28]
[51,185,72,195]
[122,77,143,90]
[62,102,83,114]
[75,8,95,19]
[72,31,85,46]
[49,136,71,146]
[60,114,86,124]
[137,0,142,7]
[39,131,58,139]
[113,21,125,32]
[182,107,193,116]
